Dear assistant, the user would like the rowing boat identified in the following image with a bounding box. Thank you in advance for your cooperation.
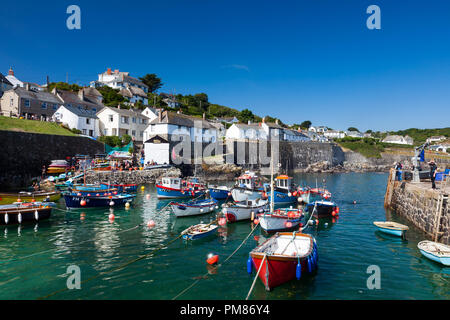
[418,240,450,266]
[373,221,409,238]
[181,223,219,240]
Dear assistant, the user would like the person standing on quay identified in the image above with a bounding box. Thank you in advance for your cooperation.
[428,159,438,189]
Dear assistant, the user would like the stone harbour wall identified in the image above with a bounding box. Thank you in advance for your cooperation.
[385,170,449,244]
[84,167,182,185]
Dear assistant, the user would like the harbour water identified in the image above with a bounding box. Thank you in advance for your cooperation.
[0,172,448,300]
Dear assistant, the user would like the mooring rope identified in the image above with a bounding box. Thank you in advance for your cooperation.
[171,221,260,300]
[245,253,267,300]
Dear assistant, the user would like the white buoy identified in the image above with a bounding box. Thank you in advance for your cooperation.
[18,213,22,224]
[4,213,9,224]
[200,208,204,213]
[125,202,130,208]
[215,206,219,209]
[109,201,115,206]
[288,192,292,197]
[34,210,39,221]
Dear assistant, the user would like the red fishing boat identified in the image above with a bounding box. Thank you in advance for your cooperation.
[248,232,318,291]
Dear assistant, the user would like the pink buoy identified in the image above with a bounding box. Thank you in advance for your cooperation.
[218,217,226,226]
[80,200,87,206]
[253,218,259,225]
[146,194,150,200]
[87,193,91,197]
[77,193,82,197]
[285,221,292,228]
[108,213,115,220]
[147,220,155,228]
[96,193,100,196]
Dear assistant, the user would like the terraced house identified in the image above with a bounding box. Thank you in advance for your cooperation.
[0,84,62,120]
[97,106,150,144]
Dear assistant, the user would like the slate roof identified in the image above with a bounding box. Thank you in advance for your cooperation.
[100,106,150,119]
[149,111,216,129]
[0,73,13,86]
[61,105,98,119]
[119,86,147,98]
[13,87,63,104]
[55,89,103,110]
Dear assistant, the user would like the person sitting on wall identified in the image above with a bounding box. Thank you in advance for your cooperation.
[395,162,403,181]
[428,159,438,189]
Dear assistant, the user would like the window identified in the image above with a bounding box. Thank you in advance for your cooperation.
[132,130,136,136]
[140,131,143,137]
[82,129,87,135]
[10,98,13,107]
[104,129,108,135]
[132,117,136,123]
[121,116,129,124]
[86,118,90,125]
[109,115,114,122]
[142,119,147,124]
[53,104,58,110]
[41,102,47,109]
[24,99,30,108]
[89,130,93,136]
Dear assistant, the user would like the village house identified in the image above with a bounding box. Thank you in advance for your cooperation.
[0,85,63,120]
[52,88,104,114]
[214,116,239,124]
[143,111,219,164]
[141,106,159,122]
[323,130,346,140]
[426,136,446,144]
[225,122,266,141]
[97,106,150,144]
[0,73,13,97]
[308,126,328,134]
[382,135,414,145]
[119,85,149,106]
[345,130,364,138]
[159,93,180,108]
[282,128,311,142]
[261,118,283,140]
[306,131,329,142]
[90,68,149,95]
[52,105,99,138]
[5,67,23,88]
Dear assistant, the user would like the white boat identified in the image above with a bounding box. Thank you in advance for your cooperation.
[258,207,304,233]
[418,240,450,266]
[181,223,218,240]
[223,199,268,222]
[230,171,264,202]
[373,221,408,238]
[170,199,218,217]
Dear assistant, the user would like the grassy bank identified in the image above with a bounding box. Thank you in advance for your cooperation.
[336,137,414,158]
[0,116,78,136]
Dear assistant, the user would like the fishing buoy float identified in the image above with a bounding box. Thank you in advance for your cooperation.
[18,213,22,224]
[218,217,227,226]
[206,253,219,265]
[80,199,87,206]
[254,235,260,241]
[108,213,115,221]
[227,192,231,196]
[307,256,313,273]
[147,220,155,228]
[146,194,150,200]
[247,256,253,274]
[96,193,100,196]
[141,186,145,190]
[353,200,357,204]
[200,208,204,213]
[285,221,292,228]
[109,201,115,206]
[288,192,292,197]
[250,211,255,221]
[17,198,22,203]
[4,213,9,224]
[253,218,259,225]
[125,202,130,208]
[298,197,302,203]
[296,260,302,280]
[34,210,39,221]
[77,193,82,197]
[87,193,91,197]
[215,205,219,210]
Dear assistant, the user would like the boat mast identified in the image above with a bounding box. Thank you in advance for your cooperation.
[270,149,274,213]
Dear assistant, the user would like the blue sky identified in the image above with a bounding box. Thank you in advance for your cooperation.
[1,0,449,131]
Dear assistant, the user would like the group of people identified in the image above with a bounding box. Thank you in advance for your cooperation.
[394,159,441,189]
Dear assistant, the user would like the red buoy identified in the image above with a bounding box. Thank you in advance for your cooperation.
[206,253,219,265]
[80,200,87,206]
[147,220,155,228]
[218,217,226,226]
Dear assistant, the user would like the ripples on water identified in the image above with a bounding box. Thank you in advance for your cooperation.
[0,173,448,300]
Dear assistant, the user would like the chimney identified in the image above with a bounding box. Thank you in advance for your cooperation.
[158,109,162,122]
[8,67,14,76]
[25,83,30,91]
[107,68,112,75]
[117,104,121,109]
[78,89,84,101]
[114,69,119,74]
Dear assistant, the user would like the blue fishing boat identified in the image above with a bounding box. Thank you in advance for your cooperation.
[181,223,218,240]
[100,183,138,193]
[63,193,135,209]
[156,177,206,199]
[208,185,231,200]
[267,175,297,204]
[373,221,409,238]
[418,241,450,266]
[307,200,339,217]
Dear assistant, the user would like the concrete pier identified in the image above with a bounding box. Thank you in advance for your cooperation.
[384,168,449,244]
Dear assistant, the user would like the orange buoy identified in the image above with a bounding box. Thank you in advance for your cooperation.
[80,200,87,206]
[108,213,115,220]
[206,253,219,265]
[253,218,259,225]
[336,207,340,213]
[147,220,155,228]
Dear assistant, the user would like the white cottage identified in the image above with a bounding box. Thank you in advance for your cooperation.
[52,105,99,138]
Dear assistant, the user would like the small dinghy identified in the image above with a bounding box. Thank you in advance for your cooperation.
[223,199,268,222]
[258,207,304,233]
[373,221,409,239]
[208,185,231,200]
[170,199,219,217]
[418,241,450,266]
[249,232,318,291]
[181,223,219,240]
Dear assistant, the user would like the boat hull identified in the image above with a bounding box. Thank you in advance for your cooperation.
[258,216,303,233]
[231,187,263,202]
[156,185,205,199]
[0,206,52,225]
[376,227,405,237]
[0,192,61,205]
[182,225,218,240]
[208,187,230,200]
[224,203,268,222]
[100,183,137,193]
[268,190,297,204]
[307,201,337,217]
[63,194,135,209]
[171,200,218,217]
[419,249,450,266]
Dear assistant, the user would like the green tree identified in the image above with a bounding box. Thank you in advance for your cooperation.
[300,120,312,129]
[348,127,360,132]
[47,82,82,92]
[238,109,255,123]
[139,74,163,93]
[97,86,127,107]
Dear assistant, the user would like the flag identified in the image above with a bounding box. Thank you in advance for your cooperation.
[419,149,425,162]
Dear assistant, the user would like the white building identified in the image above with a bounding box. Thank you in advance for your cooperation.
[382,135,414,145]
[346,130,364,138]
[97,106,150,143]
[308,126,328,133]
[143,111,219,164]
[426,136,446,144]
[5,67,24,88]
[324,130,346,139]
[141,107,159,122]
[91,68,149,94]
[225,123,266,140]
[119,85,149,106]
[283,128,312,142]
[52,105,99,138]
